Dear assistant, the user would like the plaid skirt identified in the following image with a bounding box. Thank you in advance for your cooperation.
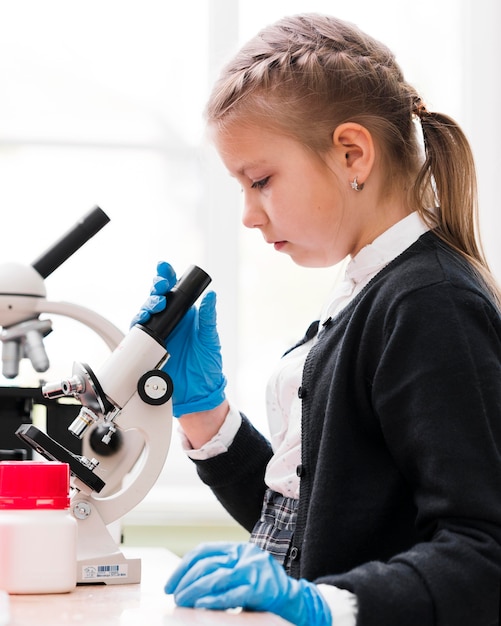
[249,488,299,573]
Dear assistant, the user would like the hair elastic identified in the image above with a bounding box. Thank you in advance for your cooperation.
[413,97,429,119]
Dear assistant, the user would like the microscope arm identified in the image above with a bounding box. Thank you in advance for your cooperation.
[74,390,172,526]
[34,299,124,351]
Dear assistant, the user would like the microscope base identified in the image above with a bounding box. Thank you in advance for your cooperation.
[78,553,141,585]
[73,494,142,585]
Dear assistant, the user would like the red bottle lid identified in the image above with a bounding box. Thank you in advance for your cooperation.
[0,461,70,510]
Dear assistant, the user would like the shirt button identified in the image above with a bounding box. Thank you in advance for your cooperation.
[296,464,305,477]
[298,386,306,399]
[290,546,299,560]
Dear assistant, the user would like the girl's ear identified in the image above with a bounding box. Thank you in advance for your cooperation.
[332,123,375,187]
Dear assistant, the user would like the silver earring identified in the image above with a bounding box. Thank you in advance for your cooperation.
[350,176,364,191]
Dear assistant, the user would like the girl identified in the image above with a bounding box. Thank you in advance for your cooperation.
[134,13,501,626]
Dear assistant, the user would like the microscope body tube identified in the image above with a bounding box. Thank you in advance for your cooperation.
[88,265,211,411]
[95,326,167,409]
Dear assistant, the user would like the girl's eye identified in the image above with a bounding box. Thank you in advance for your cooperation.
[251,176,270,190]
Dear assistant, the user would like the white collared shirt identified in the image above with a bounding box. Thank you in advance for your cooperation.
[264,211,430,497]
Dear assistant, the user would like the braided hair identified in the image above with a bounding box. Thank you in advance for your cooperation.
[206,13,500,305]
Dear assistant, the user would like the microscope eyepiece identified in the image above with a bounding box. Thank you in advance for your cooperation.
[31,206,110,279]
[139,265,211,344]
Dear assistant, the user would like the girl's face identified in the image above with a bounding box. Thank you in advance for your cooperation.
[212,121,368,268]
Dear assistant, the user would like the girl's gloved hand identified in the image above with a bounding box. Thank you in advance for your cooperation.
[164,542,332,626]
[131,261,226,417]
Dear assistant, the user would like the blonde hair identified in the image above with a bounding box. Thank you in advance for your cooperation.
[206,13,501,305]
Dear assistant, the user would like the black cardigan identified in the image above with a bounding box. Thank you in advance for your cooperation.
[192,232,501,626]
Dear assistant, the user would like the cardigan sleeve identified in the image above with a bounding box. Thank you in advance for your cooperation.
[190,414,273,533]
[323,281,501,625]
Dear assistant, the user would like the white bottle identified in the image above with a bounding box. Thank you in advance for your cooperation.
[0,461,77,594]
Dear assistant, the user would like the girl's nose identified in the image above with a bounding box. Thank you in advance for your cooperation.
[241,193,268,229]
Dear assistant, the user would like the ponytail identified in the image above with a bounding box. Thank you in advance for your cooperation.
[413,108,501,307]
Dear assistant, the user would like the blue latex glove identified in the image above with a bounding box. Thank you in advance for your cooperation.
[164,542,332,626]
[131,261,226,417]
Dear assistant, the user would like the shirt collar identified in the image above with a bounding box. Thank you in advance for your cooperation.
[319,212,431,326]
[346,211,430,285]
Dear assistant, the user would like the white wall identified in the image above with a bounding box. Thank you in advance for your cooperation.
[461,0,501,278]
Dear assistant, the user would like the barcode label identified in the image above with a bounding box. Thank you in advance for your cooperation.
[82,563,129,579]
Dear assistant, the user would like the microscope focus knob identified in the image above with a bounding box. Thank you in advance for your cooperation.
[137,370,173,406]
[88,424,123,456]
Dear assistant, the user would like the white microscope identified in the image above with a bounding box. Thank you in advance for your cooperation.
[0,207,211,584]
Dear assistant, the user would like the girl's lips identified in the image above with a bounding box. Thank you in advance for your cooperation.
[273,241,286,251]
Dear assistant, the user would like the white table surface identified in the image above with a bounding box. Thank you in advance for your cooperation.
[5,547,291,626]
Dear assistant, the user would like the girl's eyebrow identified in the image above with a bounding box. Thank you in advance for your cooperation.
[235,160,268,177]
